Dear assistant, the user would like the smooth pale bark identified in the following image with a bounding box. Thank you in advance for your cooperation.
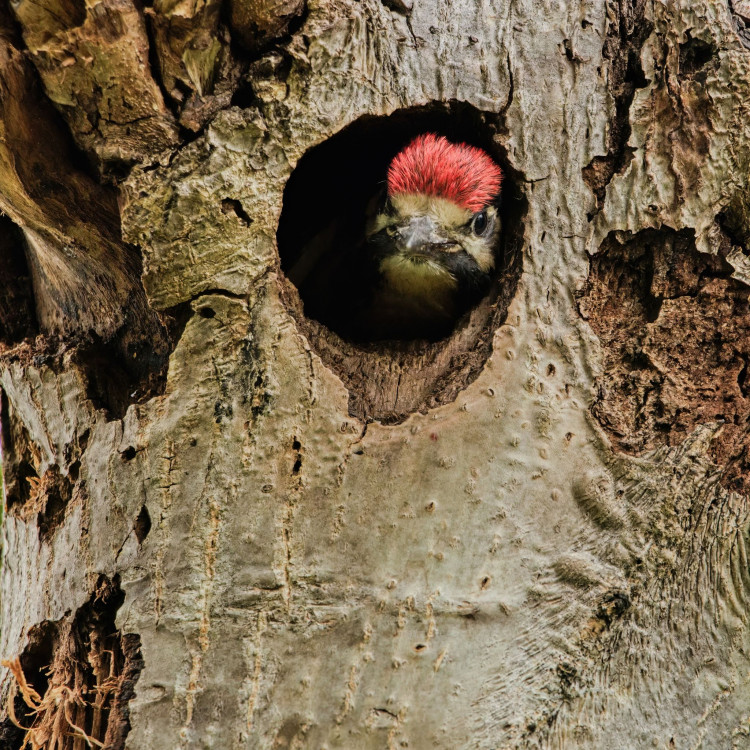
[1,0,750,748]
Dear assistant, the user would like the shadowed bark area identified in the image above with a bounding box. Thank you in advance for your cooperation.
[2,0,750,747]
[0,217,36,344]
[2,576,143,750]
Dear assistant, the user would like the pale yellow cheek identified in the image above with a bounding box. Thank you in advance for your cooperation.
[463,242,495,273]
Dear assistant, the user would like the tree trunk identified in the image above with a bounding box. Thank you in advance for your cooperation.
[2,0,750,747]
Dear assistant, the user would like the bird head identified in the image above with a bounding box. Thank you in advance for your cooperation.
[364,134,503,331]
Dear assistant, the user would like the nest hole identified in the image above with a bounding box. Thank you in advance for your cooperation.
[277,102,525,423]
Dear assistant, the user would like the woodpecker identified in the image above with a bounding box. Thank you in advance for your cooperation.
[360,133,503,340]
[289,133,503,341]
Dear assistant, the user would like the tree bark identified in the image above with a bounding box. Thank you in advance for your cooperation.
[2,0,750,748]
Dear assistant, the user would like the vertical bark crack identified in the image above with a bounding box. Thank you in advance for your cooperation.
[582,0,652,211]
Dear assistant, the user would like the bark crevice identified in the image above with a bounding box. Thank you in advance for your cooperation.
[582,0,652,212]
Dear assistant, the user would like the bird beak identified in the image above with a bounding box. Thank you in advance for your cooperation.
[396,215,443,251]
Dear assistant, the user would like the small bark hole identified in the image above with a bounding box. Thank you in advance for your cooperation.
[134,505,151,543]
[596,590,631,625]
[277,102,525,423]
[121,446,137,461]
[291,437,303,474]
[221,198,253,227]
[679,36,717,77]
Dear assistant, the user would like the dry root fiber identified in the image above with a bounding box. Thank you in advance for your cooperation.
[1,577,143,750]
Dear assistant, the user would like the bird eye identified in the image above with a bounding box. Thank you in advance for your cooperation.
[472,210,488,236]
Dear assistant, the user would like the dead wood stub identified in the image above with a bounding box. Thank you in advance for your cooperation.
[578,227,750,493]
[0,28,177,422]
[277,103,525,423]
[10,0,179,177]
[582,0,652,211]
[1,576,143,750]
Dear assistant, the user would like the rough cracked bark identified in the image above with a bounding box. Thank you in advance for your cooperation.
[2,0,750,748]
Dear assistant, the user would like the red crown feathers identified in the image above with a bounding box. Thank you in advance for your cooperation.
[386,134,503,213]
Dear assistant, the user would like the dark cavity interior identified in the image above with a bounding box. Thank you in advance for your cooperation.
[276,102,525,422]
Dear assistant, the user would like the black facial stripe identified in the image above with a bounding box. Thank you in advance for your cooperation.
[439,250,492,302]
[366,227,396,261]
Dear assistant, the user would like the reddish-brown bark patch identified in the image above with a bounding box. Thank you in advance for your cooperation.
[578,227,750,493]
